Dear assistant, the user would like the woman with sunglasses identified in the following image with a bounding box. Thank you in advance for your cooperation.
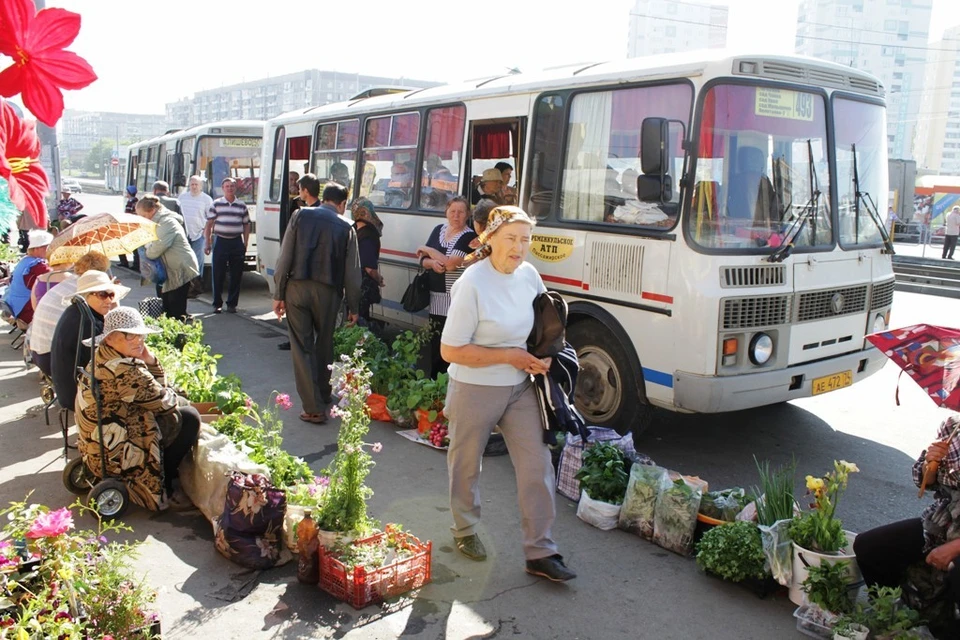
[50,270,128,413]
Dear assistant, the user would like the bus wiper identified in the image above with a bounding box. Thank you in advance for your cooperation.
[851,143,895,255]
[768,140,820,263]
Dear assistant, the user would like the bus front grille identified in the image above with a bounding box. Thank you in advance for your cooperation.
[797,285,868,322]
[870,279,895,309]
[721,265,786,288]
[722,295,791,329]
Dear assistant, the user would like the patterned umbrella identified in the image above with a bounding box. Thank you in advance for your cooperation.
[45,212,156,266]
[866,324,960,411]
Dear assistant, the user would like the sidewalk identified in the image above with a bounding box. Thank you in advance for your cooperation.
[1,266,801,639]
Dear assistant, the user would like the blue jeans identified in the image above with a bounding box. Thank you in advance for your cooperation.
[189,236,205,280]
[211,235,244,309]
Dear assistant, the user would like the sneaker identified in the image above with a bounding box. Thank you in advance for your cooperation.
[278,341,291,351]
[525,555,576,582]
[454,534,487,561]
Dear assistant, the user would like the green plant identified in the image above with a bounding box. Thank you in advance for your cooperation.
[695,521,767,582]
[861,585,922,636]
[752,456,796,526]
[574,443,630,504]
[790,460,859,553]
[801,559,853,614]
[317,351,381,534]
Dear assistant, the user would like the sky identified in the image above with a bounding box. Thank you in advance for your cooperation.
[34,0,960,116]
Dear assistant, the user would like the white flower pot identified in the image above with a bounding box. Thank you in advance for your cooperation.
[788,530,862,606]
[833,623,869,640]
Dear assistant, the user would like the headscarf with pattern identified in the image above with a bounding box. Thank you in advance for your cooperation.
[462,206,536,265]
[350,197,383,235]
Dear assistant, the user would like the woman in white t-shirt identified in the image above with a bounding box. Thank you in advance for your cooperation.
[440,206,576,583]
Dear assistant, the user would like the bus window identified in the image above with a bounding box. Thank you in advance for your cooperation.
[469,121,520,206]
[128,152,140,192]
[144,145,159,191]
[560,83,691,229]
[313,119,359,197]
[136,149,147,192]
[156,143,166,186]
[198,136,262,203]
[420,106,464,211]
[360,112,420,209]
[528,94,565,219]
[268,127,286,202]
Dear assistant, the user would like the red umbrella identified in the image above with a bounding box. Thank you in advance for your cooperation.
[866,324,960,411]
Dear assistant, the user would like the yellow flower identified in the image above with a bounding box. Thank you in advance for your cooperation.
[805,475,825,493]
[838,460,860,474]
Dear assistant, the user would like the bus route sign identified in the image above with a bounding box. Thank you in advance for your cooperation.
[754,88,814,122]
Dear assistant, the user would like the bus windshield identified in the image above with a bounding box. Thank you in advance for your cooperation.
[688,83,832,253]
[197,136,262,203]
[834,98,887,248]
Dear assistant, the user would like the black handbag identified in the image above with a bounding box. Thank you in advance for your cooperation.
[401,269,431,312]
[528,291,568,358]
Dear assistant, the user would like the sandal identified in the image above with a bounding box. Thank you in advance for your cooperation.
[454,534,487,561]
[299,412,327,424]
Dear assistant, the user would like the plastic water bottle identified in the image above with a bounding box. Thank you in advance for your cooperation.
[296,509,320,584]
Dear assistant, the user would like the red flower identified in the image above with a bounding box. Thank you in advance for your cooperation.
[0,97,48,226]
[0,0,97,127]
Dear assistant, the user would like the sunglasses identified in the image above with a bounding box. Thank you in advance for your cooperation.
[120,332,144,342]
[90,290,116,300]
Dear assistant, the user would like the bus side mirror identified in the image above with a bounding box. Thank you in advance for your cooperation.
[639,117,673,203]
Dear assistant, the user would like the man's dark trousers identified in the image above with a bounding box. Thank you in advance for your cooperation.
[212,235,244,309]
[286,279,340,415]
[944,234,958,259]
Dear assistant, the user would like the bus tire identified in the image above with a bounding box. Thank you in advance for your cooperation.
[567,319,653,438]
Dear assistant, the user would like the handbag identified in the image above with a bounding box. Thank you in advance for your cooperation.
[139,297,164,319]
[401,269,431,313]
[528,291,568,357]
[137,247,167,285]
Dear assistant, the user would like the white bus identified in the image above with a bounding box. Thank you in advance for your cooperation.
[126,120,264,269]
[257,52,894,435]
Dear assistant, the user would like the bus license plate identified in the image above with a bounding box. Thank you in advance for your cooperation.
[811,371,853,395]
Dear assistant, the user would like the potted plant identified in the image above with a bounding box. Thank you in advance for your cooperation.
[788,460,861,605]
[574,443,630,530]
[832,615,870,640]
[695,520,767,584]
[802,560,854,617]
[752,456,797,587]
[860,585,923,639]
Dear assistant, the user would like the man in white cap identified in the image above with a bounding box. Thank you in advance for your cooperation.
[472,168,504,205]
[1,229,53,325]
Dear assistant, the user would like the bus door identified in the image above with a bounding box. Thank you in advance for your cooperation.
[466,117,526,206]
[282,135,312,238]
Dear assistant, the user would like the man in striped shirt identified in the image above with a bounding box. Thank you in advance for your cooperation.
[203,177,250,313]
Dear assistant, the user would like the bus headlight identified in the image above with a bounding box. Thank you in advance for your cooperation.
[872,314,887,334]
[749,333,773,366]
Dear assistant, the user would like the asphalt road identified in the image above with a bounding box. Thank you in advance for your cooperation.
[1,194,953,638]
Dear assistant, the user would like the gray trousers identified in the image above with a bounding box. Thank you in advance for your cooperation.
[285,279,340,414]
[445,378,559,560]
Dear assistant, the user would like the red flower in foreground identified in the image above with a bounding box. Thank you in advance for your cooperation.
[0,0,97,127]
[0,97,49,227]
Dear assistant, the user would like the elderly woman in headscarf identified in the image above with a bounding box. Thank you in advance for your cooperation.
[350,197,384,328]
[439,206,576,583]
[76,307,200,512]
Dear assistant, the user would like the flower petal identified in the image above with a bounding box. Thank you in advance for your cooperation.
[23,8,81,53]
[19,66,64,126]
[32,49,97,90]
[0,63,25,99]
[0,0,32,56]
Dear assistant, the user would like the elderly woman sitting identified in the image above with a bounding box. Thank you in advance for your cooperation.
[76,307,200,511]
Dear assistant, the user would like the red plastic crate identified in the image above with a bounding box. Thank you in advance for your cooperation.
[318,531,432,608]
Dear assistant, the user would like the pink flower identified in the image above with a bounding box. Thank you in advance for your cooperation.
[244,396,254,409]
[371,442,383,453]
[275,393,293,411]
[25,506,74,538]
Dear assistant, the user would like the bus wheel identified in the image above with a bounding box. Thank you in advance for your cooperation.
[567,319,653,437]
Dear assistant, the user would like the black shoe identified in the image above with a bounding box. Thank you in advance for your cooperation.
[278,341,290,351]
[483,433,508,457]
[454,534,487,561]
[213,307,222,314]
[525,555,576,582]
[226,306,237,314]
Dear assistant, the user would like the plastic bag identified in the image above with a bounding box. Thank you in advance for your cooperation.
[220,471,286,536]
[576,489,621,530]
[366,393,391,422]
[213,515,282,570]
[619,464,667,539]
[653,474,705,555]
[699,488,747,522]
[759,518,794,586]
[556,427,637,502]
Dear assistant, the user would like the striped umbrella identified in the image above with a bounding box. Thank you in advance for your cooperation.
[46,212,157,266]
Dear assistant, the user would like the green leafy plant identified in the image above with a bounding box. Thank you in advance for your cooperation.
[699,487,749,522]
[574,443,630,504]
[694,521,767,582]
[801,559,854,614]
[752,456,797,526]
[790,460,859,553]
[860,585,923,636]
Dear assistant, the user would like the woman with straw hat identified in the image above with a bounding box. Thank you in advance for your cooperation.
[76,307,199,511]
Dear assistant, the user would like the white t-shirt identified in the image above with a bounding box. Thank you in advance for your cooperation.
[178,191,214,241]
[947,210,960,236]
[441,259,546,386]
